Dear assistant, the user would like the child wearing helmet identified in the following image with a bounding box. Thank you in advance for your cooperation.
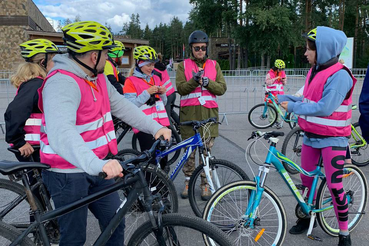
[5,38,59,161]
[104,40,126,94]
[265,59,287,129]
[123,45,170,171]
[279,26,356,246]
[38,21,171,245]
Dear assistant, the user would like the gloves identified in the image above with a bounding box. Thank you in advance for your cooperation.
[202,77,209,87]
[192,70,204,83]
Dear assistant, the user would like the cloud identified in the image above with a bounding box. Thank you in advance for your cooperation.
[35,0,192,33]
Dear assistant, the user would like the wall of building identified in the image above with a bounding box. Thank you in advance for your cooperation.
[27,0,54,32]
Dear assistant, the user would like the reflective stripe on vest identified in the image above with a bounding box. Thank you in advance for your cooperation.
[298,63,357,137]
[181,59,218,108]
[38,69,118,169]
[23,113,42,145]
[154,68,175,96]
[127,75,170,133]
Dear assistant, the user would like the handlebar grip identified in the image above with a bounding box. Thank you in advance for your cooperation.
[98,172,107,179]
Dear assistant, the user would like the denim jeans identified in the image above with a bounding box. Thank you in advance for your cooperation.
[42,171,125,246]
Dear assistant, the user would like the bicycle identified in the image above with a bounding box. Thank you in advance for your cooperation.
[248,89,297,129]
[203,131,367,246]
[0,147,60,243]
[0,140,233,246]
[1,147,178,245]
[152,117,249,217]
[281,122,369,174]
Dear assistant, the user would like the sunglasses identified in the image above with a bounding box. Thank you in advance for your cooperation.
[193,46,207,52]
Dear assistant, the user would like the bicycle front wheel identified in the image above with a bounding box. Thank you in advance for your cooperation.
[0,221,35,246]
[349,122,369,167]
[316,164,367,236]
[188,159,249,217]
[127,213,232,246]
[118,164,179,245]
[248,103,277,129]
[203,180,286,246]
[281,127,304,174]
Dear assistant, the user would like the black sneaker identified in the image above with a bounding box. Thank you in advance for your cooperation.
[338,234,351,246]
[289,218,316,234]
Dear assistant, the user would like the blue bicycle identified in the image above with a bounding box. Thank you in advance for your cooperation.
[119,118,249,217]
[202,131,367,246]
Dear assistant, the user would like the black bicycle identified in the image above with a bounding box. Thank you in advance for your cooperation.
[0,140,232,246]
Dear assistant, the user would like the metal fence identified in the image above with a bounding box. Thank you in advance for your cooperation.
[0,69,366,129]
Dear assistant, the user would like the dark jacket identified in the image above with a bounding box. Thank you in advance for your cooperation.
[359,63,369,141]
[4,78,43,148]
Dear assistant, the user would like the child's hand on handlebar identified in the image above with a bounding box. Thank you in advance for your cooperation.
[102,160,123,179]
[154,127,172,141]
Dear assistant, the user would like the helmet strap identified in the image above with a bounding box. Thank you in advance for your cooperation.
[42,53,48,70]
[71,51,102,77]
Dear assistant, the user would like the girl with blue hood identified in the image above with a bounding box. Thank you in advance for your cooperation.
[279,26,356,246]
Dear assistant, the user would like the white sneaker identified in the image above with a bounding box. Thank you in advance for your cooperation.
[274,123,282,129]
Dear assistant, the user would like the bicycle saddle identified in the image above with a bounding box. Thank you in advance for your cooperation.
[0,160,50,175]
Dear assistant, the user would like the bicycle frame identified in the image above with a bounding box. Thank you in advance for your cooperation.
[155,132,217,193]
[11,170,158,246]
[264,92,295,123]
[245,138,351,229]
[350,124,367,149]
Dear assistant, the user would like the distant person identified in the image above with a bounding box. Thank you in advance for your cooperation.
[265,59,287,129]
[359,63,369,142]
[104,40,126,94]
[175,30,227,200]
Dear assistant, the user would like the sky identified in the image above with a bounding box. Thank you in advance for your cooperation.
[33,0,193,33]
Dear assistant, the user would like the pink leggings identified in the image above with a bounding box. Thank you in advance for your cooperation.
[301,144,348,230]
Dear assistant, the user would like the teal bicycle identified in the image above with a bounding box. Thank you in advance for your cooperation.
[248,89,297,129]
[202,131,367,246]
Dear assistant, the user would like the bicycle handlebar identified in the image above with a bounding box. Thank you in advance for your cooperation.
[7,145,40,154]
[180,117,219,129]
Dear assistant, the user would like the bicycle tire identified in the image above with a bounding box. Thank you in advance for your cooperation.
[118,164,179,245]
[287,112,298,129]
[132,125,182,165]
[248,103,277,129]
[0,220,35,246]
[203,180,286,246]
[281,127,304,174]
[349,122,369,167]
[316,164,367,236]
[127,213,233,246]
[0,179,44,230]
[188,159,249,217]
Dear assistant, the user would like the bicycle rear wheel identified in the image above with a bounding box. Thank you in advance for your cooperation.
[132,125,181,165]
[203,180,286,246]
[118,164,179,245]
[281,127,304,174]
[349,122,369,167]
[127,213,232,246]
[0,221,35,246]
[188,159,249,217]
[248,103,277,129]
[316,164,367,236]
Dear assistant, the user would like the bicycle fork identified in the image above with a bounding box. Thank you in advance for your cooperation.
[201,153,217,194]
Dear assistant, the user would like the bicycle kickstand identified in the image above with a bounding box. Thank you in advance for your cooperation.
[307,212,322,242]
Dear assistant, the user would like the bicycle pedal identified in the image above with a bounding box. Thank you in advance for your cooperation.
[307,234,322,242]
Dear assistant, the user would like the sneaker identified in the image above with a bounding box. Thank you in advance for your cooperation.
[181,180,189,199]
[200,184,212,201]
[275,122,282,129]
[289,218,316,234]
[338,234,351,246]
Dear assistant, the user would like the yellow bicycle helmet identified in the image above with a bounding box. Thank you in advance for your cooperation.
[62,21,116,53]
[108,40,125,58]
[274,59,285,69]
[133,46,158,62]
[304,28,317,41]
[20,39,59,60]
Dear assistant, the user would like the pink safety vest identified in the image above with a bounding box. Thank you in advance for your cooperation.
[266,69,286,96]
[154,68,175,96]
[38,69,118,169]
[298,63,357,137]
[181,59,218,108]
[13,77,43,146]
[128,75,170,133]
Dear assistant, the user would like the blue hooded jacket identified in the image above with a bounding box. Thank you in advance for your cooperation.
[359,64,369,141]
[279,26,353,148]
